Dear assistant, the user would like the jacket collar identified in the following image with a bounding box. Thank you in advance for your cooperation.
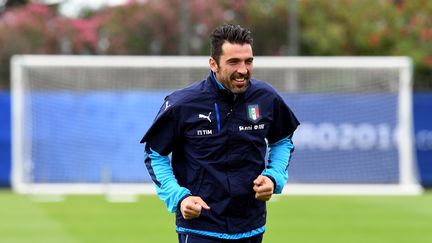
[207,70,250,102]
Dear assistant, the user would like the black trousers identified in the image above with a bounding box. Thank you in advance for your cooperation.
[178,233,263,243]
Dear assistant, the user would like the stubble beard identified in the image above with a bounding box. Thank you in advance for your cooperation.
[221,71,251,94]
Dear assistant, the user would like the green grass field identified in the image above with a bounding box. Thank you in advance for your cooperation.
[1,189,431,243]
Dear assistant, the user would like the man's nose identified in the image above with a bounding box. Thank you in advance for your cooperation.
[237,63,248,75]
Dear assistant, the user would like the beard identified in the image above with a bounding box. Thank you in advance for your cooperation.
[220,71,250,94]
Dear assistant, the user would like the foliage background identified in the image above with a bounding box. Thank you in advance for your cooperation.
[0,0,431,89]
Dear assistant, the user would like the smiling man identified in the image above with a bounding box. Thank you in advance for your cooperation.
[209,37,253,94]
[141,24,300,243]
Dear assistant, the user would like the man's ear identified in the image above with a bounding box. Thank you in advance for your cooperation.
[209,57,218,73]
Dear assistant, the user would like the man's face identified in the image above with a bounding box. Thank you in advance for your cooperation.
[210,42,254,94]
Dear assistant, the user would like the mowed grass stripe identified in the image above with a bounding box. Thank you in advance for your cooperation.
[37,195,176,243]
[1,190,431,243]
[0,191,79,243]
[265,193,432,243]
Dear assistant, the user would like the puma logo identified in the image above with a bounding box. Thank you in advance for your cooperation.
[198,112,212,122]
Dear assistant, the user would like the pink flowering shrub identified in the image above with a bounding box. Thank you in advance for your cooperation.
[95,0,244,55]
[0,4,58,55]
[0,0,432,89]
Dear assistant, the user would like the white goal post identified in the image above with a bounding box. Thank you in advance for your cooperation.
[11,55,423,196]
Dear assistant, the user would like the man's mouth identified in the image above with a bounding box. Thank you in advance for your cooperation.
[232,77,246,89]
[234,77,245,82]
[232,74,248,83]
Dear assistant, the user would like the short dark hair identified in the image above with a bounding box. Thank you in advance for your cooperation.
[210,24,253,65]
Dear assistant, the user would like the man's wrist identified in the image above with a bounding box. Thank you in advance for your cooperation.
[177,194,191,212]
[264,175,277,193]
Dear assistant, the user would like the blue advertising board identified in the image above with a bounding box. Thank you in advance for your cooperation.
[0,91,431,187]
[286,93,399,184]
[0,92,11,186]
[414,93,432,187]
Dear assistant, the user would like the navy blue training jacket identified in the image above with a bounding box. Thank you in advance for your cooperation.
[140,72,299,236]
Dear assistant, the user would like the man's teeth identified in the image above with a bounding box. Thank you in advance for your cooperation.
[235,77,245,81]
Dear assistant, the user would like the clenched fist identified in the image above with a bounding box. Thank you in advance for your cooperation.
[180,196,210,220]
[253,175,274,201]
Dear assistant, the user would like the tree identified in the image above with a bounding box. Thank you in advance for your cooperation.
[0,0,431,89]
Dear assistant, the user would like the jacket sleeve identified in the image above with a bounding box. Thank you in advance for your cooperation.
[140,98,176,155]
[264,92,299,193]
[266,93,299,144]
[141,98,191,212]
[261,135,295,194]
[145,146,191,212]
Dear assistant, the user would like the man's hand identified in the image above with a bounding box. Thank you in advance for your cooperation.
[180,196,210,220]
[253,175,274,201]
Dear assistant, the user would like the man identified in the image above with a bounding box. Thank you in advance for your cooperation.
[140,24,299,243]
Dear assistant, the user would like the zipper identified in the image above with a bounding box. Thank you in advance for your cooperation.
[214,102,221,133]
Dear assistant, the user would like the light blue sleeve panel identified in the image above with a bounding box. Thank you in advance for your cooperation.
[261,136,295,194]
[146,148,191,213]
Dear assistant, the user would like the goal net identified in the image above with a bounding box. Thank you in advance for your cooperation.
[11,55,422,195]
